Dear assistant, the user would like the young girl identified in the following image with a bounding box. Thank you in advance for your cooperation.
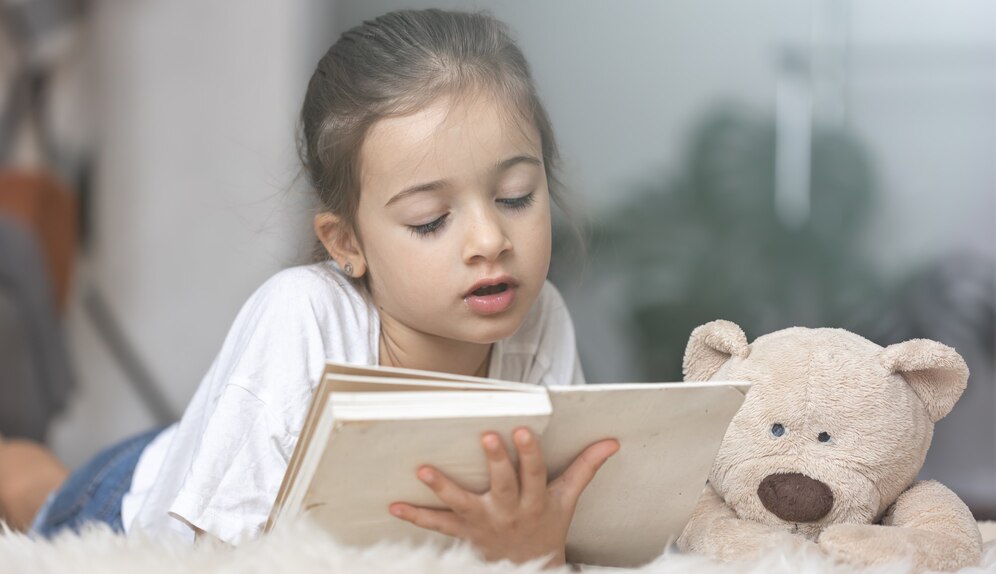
[0,8,618,568]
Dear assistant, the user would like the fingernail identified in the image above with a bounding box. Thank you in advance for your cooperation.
[483,434,500,452]
[418,468,435,483]
[515,429,531,446]
[390,505,403,517]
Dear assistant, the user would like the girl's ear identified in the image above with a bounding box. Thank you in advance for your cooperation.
[314,212,368,278]
[683,320,750,381]
[879,339,969,423]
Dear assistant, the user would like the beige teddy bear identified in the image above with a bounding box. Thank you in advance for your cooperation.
[676,320,983,572]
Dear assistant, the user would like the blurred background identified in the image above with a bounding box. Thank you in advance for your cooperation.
[1,1,993,517]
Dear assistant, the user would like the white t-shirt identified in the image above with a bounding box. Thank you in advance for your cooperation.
[121,262,584,544]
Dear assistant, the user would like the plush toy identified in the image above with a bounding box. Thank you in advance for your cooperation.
[676,320,983,572]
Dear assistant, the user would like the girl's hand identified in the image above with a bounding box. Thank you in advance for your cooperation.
[388,427,620,569]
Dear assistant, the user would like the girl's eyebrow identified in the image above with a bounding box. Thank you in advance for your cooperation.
[385,154,542,206]
[385,180,447,207]
[496,153,542,172]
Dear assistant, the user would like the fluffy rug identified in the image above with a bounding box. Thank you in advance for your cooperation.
[1,519,995,574]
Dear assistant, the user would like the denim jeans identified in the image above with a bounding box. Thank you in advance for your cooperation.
[30,427,164,538]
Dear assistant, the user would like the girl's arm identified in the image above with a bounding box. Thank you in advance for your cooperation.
[389,426,619,569]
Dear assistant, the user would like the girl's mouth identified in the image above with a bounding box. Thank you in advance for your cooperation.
[465,282,517,315]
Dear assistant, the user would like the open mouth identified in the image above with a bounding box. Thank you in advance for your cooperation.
[471,283,509,297]
[464,279,517,315]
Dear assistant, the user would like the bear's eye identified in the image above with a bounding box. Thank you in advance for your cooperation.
[818,431,831,443]
[770,423,786,438]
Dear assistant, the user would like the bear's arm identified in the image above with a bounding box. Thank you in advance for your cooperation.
[677,483,814,561]
[819,480,982,572]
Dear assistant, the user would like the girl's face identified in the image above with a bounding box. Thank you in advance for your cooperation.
[353,91,552,345]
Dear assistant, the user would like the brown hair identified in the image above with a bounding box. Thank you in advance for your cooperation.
[299,9,573,266]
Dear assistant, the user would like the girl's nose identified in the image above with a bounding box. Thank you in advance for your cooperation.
[463,204,512,264]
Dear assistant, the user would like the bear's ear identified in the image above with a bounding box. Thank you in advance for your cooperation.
[683,320,750,381]
[880,339,969,423]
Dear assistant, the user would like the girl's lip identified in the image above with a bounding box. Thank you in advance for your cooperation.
[464,284,517,315]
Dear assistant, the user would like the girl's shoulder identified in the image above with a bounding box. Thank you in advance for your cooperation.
[222,262,376,355]
[207,261,378,400]
[254,261,364,304]
[241,262,371,321]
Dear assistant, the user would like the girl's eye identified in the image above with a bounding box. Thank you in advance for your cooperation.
[496,191,536,211]
[408,214,448,237]
[770,423,786,438]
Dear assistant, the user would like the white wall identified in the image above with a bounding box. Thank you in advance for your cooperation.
[845,0,995,276]
[50,1,336,467]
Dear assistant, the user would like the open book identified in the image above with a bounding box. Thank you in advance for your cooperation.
[266,362,748,567]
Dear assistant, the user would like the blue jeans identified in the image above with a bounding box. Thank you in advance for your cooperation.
[31,427,164,538]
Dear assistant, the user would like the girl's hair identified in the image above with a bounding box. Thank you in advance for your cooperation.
[299,9,574,267]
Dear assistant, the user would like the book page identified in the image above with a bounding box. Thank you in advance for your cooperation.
[325,374,541,394]
[543,382,747,566]
[327,362,539,391]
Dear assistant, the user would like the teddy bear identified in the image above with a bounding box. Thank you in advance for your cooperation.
[676,320,983,572]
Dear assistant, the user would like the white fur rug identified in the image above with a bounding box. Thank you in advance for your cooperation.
[2,519,995,574]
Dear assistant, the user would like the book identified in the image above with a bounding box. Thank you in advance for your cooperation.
[266,362,748,567]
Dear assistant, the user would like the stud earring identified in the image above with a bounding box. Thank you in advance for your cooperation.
[343,262,354,276]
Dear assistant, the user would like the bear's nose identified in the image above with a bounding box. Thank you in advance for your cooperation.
[757,472,834,523]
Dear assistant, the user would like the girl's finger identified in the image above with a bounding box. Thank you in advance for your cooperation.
[513,427,548,510]
[388,503,463,538]
[416,465,478,516]
[549,439,620,507]
[481,432,519,508]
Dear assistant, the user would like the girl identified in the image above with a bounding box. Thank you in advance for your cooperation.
[0,8,618,568]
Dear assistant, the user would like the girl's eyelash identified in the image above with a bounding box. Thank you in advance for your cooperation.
[497,191,536,211]
[407,192,534,239]
[409,214,448,237]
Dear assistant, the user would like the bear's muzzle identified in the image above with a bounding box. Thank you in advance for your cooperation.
[757,472,834,523]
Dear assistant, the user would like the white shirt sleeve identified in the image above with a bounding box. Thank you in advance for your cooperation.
[168,382,296,542]
[162,267,368,544]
